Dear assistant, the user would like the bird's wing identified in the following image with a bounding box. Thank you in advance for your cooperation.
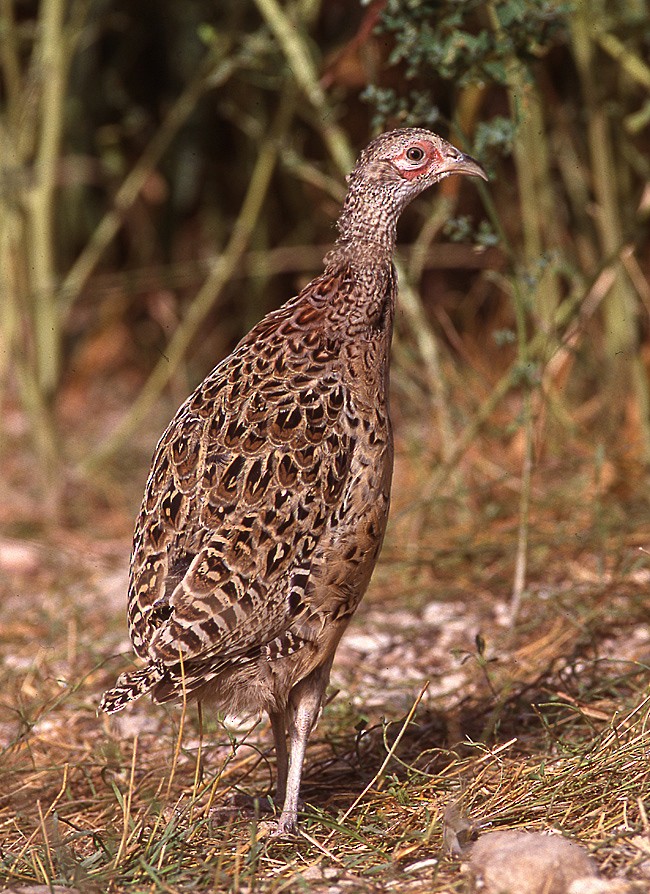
[127,288,356,670]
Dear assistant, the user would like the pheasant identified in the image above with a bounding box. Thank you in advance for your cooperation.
[100,128,487,834]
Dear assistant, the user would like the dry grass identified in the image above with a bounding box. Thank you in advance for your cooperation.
[1,412,649,893]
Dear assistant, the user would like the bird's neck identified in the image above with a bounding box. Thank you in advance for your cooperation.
[327,184,401,269]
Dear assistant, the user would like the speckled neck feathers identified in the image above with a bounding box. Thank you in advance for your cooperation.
[326,160,405,268]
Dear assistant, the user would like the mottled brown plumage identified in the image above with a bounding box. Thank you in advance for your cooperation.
[100,128,487,833]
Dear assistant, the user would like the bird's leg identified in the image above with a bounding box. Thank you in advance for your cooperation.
[274,660,333,835]
[268,709,288,805]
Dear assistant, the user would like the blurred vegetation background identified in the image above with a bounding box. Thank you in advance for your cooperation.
[1,0,649,558]
[1,4,650,887]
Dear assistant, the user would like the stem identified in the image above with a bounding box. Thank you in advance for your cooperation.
[509,388,533,625]
[571,9,649,461]
[487,1,559,326]
[571,8,638,356]
[253,0,354,174]
[405,197,459,466]
[597,32,650,92]
[0,0,23,133]
[507,257,534,624]
[26,0,67,397]
[0,187,20,397]
[397,270,456,463]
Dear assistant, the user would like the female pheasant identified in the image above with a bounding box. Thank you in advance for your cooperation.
[100,128,486,834]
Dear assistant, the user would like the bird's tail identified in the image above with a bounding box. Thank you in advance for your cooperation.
[99,663,164,714]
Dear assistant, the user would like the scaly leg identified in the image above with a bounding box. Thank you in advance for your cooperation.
[274,659,333,835]
[269,709,288,805]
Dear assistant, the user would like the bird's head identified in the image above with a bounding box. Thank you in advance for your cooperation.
[347,127,487,206]
[333,127,487,257]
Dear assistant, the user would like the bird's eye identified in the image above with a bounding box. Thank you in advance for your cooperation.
[406,146,425,162]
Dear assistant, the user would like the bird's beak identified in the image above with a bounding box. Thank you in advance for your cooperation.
[440,151,488,181]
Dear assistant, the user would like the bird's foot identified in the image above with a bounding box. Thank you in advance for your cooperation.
[257,812,300,838]
[272,813,299,837]
[229,789,304,837]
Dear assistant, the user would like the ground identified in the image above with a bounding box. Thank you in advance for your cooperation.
[1,407,649,893]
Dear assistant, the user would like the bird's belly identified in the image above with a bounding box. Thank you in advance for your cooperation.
[297,418,394,624]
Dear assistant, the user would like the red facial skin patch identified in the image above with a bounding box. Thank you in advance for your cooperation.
[391,142,443,181]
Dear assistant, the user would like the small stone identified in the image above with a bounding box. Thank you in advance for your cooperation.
[468,830,598,894]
